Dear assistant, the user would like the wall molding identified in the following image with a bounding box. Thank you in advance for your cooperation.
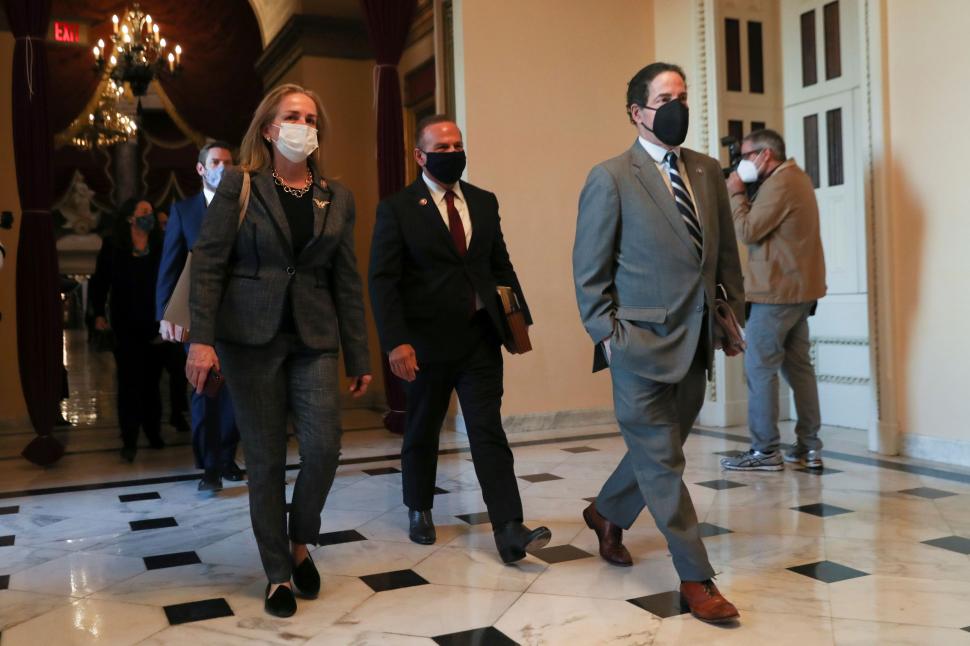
[255,14,372,88]
[901,433,970,469]
[455,408,615,436]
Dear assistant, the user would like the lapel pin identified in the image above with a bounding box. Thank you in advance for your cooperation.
[696,167,703,174]
[419,198,428,206]
[313,198,329,208]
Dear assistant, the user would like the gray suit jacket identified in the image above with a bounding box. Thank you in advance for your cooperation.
[190,167,371,377]
[573,140,744,383]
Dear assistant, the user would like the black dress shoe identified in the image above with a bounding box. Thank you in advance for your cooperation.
[222,461,246,482]
[264,583,296,617]
[493,521,552,564]
[120,446,137,463]
[147,436,166,450]
[292,552,321,598]
[169,415,190,433]
[408,509,436,545]
[198,470,223,492]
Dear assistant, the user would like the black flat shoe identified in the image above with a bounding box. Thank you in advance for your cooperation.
[222,461,246,482]
[408,509,436,545]
[120,446,137,463]
[493,521,552,564]
[292,552,320,598]
[198,470,223,493]
[264,583,296,617]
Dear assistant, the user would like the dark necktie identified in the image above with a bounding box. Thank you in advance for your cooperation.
[664,151,703,258]
[444,190,467,256]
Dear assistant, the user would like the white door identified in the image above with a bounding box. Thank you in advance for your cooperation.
[781,0,871,429]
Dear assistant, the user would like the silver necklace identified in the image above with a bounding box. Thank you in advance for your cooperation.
[272,167,312,198]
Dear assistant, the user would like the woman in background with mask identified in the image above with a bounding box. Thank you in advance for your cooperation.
[89,197,166,462]
[186,84,372,617]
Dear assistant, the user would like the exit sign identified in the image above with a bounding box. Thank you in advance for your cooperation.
[53,21,80,43]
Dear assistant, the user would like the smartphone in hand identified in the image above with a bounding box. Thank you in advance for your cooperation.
[202,369,224,398]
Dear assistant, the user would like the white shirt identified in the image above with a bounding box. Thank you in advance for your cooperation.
[203,186,215,207]
[421,171,483,310]
[638,136,700,230]
[422,172,472,248]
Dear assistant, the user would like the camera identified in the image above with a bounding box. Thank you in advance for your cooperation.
[721,136,741,178]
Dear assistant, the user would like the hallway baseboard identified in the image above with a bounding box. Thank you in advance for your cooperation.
[901,432,970,468]
[455,407,615,435]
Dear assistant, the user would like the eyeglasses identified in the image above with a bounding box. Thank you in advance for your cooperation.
[740,149,763,160]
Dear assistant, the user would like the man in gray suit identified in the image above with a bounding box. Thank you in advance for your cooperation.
[573,62,744,625]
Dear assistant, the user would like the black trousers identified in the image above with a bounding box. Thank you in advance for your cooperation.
[161,343,188,419]
[114,337,163,449]
[402,313,523,526]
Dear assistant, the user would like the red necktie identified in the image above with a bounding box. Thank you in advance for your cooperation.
[444,190,467,256]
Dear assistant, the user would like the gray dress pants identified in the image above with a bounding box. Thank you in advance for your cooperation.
[218,333,340,583]
[744,302,822,454]
[595,348,715,582]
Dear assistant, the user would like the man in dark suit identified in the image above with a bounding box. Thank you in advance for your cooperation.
[156,141,241,492]
[368,115,550,563]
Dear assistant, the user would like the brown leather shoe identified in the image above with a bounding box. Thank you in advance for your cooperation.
[679,580,740,624]
[582,502,633,567]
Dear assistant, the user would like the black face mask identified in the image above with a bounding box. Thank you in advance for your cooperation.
[421,150,466,185]
[642,100,689,147]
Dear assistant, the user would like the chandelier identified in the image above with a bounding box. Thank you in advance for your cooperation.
[68,80,138,150]
[92,3,183,97]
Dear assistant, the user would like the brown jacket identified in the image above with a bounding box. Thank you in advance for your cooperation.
[731,159,826,304]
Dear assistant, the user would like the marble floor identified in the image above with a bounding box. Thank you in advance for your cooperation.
[1,412,969,645]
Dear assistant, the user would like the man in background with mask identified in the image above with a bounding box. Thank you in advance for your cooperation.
[720,129,827,472]
[573,62,744,625]
[156,140,242,492]
[368,115,551,564]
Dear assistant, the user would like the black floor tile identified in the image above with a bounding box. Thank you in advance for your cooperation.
[119,492,161,503]
[899,486,958,500]
[921,535,970,555]
[962,626,970,633]
[796,467,843,475]
[433,626,519,646]
[528,544,594,564]
[318,529,367,546]
[164,598,234,625]
[0,506,19,515]
[363,467,401,476]
[144,551,202,570]
[628,590,689,618]
[561,446,599,453]
[130,517,178,532]
[792,503,853,517]
[455,512,492,526]
[0,536,14,547]
[360,569,429,593]
[696,479,747,491]
[0,574,8,590]
[583,497,597,504]
[434,486,450,495]
[519,473,563,483]
[788,560,869,583]
[698,522,733,538]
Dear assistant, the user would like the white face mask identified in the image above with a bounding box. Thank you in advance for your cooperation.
[272,122,318,163]
[737,158,760,183]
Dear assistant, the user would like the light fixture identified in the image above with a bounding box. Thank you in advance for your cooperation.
[93,3,182,97]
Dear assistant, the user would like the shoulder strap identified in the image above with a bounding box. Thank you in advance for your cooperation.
[236,172,251,230]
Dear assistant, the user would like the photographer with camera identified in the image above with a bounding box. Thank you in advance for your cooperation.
[719,129,828,473]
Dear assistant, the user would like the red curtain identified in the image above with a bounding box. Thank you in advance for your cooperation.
[360,0,418,435]
[3,0,66,465]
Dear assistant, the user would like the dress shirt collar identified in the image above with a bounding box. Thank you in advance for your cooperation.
[203,186,215,206]
[638,136,682,164]
[422,171,465,205]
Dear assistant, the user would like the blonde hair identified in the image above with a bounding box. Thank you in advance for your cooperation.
[238,83,329,173]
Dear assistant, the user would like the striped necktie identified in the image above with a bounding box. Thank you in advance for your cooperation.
[664,151,703,257]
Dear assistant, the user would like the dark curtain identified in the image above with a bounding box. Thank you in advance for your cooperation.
[3,0,66,465]
[360,0,418,435]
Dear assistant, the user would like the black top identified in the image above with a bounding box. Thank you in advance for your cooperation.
[274,181,314,255]
[88,236,161,343]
